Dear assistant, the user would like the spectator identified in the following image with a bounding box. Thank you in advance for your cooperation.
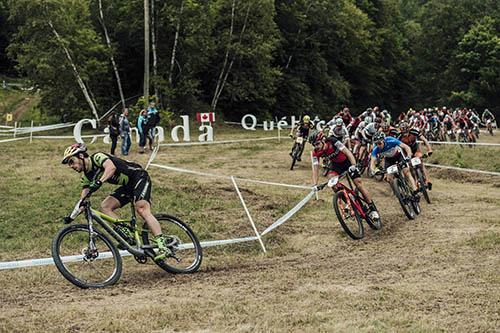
[119,108,131,156]
[146,102,159,150]
[108,113,120,155]
[137,109,148,154]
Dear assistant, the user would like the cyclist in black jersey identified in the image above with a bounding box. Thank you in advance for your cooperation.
[61,143,171,261]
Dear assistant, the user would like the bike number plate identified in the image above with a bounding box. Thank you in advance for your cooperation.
[411,157,421,166]
[296,137,304,144]
[387,164,399,174]
[327,176,339,187]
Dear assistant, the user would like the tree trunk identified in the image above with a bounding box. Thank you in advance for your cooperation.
[48,20,99,121]
[211,0,236,112]
[168,0,184,86]
[151,0,158,99]
[215,3,251,104]
[98,0,126,109]
[144,0,150,101]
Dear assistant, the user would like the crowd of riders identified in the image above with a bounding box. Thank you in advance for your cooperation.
[288,105,495,226]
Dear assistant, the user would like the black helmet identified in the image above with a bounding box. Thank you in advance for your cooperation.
[308,130,324,144]
[373,131,386,143]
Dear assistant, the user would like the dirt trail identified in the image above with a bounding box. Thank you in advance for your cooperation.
[0,136,499,332]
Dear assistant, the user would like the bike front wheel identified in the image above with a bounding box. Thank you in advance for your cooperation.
[52,224,122,289]
[143,214,203,274]
[333,191,364,240]
[391,178,415,220]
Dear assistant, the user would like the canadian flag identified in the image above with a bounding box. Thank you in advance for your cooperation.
[196,112,215,123]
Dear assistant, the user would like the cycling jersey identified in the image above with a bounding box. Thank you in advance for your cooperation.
[292,122,312,138]
[312,137,359,178]
[371,137,403,159]
[312,137,348,165]
[82,152,152,205]
[398,129,420,149]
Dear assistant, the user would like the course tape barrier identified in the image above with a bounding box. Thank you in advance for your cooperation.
[0,137,29,144]
[0,122,75,134]
[423,140,500,147]
[261,189,316,236]
[0,236,260,270]
[424,163,500,176]
[159,136,279,147]
[149,163,312,190]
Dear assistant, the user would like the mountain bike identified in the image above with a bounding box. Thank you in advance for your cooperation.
[386,159,420,220]
[409,154,431,204]
[317,172,382,240]
[52,192,203,288]
[290,133,305,170]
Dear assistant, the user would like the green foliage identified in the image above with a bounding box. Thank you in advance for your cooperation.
[2,0,499,120]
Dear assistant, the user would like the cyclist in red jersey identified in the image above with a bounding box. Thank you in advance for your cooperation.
[309,131,380,220]
[397,122,433,189]
[381,121,399,137]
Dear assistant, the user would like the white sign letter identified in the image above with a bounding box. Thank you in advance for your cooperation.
[241,114,257,131]
[171,115,190,142]
[73,119,97,144]
[199,125,214,142]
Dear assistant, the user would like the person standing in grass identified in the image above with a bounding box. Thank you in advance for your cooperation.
[119,108,131,156]
[108,113,120,155]
[137,109,148,154]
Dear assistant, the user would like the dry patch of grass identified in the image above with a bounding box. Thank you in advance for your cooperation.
[0,128,499,332]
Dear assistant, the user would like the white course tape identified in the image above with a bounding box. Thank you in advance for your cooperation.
[0,137,29,144]
[31,134,106,139]
[159,136,279,147]
[149,163,312,190]
[0,236,261,270]
[424,163,500,176]
[261,189,316,236]
[425,140,500,147]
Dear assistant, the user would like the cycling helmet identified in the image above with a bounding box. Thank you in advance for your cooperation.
[364,116,372,124]
[399,121,409,131]
[373,131,386,143]
[62,143,87,164]
[303,115,311,123]
[381,121,390,129]
[308,130,324,145]
[335,118,343,127]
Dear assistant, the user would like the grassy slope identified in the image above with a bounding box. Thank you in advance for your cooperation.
[0,126,499,332]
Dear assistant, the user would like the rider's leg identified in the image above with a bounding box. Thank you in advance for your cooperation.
[403,167,418,192]
[100,196,122,219]
[135,200,162,236]
[353,178,372,204]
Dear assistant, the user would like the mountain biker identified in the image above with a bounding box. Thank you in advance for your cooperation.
[61,143,172,261]
[369,132,420,200]
[353,116,372,158]
[482,109,495,134]
[289,115,313,161]
[309,130,380,221]
[328,117,351,149]
[397,121,433,190]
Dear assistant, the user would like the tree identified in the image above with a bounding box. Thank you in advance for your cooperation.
[8,0,110,119]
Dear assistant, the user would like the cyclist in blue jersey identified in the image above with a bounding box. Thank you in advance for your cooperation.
[369,132,419,199]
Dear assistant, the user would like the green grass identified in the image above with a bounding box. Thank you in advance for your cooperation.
[426,144,500,173]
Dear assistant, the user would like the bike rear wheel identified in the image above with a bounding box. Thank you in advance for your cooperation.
[416,167,430,204]
[391,178,415,220]
[290,143,301,170]
[52,224,122,289]
[143,214,203,274]
[333,191,364,240]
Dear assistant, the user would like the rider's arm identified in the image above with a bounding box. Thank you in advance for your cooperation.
[80,188,90,200]
[341,147,357,165]
[98,159,117,183]
[419,134,432,153]
[311,156,320,185]
[399,142,413,158]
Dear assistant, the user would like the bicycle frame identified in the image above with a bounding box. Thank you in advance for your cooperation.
[328,173,367,219]
[82,199,150,258]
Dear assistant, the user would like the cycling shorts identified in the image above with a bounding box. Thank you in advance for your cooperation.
[326,158,360,180]
[110,171,152,207]
[384,153,405,170]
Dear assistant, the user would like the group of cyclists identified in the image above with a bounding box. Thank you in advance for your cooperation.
[288,105,495,226]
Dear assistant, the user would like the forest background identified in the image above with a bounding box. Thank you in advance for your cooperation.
[0,0,499,122]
